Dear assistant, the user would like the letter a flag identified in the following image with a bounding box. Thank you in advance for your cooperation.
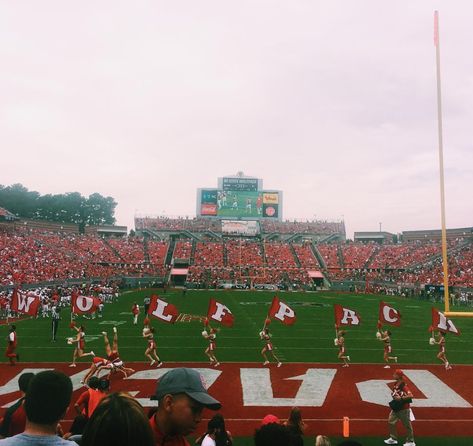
[268,296,296,325]
[71,292,101,315]
[148,295,179,324]
[431,307,460,336]
[207,299,234,327]
[11,288,40,316]
[378,301,401,327]
[334,304,361,327]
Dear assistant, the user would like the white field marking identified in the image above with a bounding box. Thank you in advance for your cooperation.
[119,312,133,315]
[357,369,472,408]
[84,336,100,342]
[240,368,337,407]
[99,320,127,325]
[127,368,222,407]
[15,346,473,353]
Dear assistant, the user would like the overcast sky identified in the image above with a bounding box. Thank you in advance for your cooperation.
[1,1,472,237]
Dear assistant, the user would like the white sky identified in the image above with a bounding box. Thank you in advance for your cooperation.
[1,1,472,237]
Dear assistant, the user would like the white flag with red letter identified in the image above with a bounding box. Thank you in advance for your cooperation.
[11,288,40,316]
[378,301,401,327]
[207,299,234,327]
[71,293,101,315]
[431,307,460,336]
[334,304,361,327]
[147,295,179,324]
[268,296,296,325]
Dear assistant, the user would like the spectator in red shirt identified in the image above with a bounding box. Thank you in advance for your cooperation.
[74,377,109,419]
[149,368,221,446]
[0,372,34,438]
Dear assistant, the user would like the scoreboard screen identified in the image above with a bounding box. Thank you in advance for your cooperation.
[199,189,280,219]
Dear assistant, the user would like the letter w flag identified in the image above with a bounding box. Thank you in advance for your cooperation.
[334,304,361,327]
[207,299,234,327]
[148,295,179,324]
[11,288,40,316]
[71,293,101,315]
[268,296,296,325]
[431,307,460,336]
[378,301,401,327]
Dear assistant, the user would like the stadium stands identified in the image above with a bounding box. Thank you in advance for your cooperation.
[0,222,472,290]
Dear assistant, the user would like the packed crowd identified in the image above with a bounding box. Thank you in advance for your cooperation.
[1,227,472,289]
[135,217,346,237]
[260,220,345,235]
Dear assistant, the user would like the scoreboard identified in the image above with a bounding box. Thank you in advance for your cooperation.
[197,174,282,221]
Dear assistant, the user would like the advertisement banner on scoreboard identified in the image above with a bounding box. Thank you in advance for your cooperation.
[201,190,218,216]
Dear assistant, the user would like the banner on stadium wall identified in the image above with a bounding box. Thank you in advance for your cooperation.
[222,220,259,236]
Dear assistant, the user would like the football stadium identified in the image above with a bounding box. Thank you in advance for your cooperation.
[0,172,472,446]
[2,3,473,446]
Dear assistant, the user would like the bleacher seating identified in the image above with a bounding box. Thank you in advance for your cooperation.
[0,224,471,289]
[173,241,193,260]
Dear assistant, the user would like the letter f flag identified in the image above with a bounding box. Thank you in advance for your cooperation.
[207,299,234,327]
[378,301,401,327]
[334,304,361,327]
[268,296,296,325]
[148,295,179,324]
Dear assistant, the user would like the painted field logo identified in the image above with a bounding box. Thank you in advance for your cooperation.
[1,363,472,437]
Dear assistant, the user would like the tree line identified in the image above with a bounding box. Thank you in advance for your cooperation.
[0,184,117,230]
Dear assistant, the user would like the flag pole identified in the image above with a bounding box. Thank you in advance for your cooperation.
[434,11,450,314]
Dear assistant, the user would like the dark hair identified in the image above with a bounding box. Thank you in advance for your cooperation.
[98,378,110,391]
[88,376,100,389]
[18,372,35,393]
[286,407,304,435]
[10,325,16,332]
[209,414,232,446]
[387,330,392,336]
[254,423,291,446]
[81,392,154,446]
[25,370,73,424]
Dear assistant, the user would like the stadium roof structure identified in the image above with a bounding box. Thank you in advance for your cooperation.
[0,207,18,221]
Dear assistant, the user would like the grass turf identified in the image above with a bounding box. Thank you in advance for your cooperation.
[4,289,472,365]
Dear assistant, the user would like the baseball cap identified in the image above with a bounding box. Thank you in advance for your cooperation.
[261,414,280,425]
[150,368,221,410]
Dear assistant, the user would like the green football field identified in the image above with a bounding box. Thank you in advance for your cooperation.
[4,289,472,365]
[3,289,473,446]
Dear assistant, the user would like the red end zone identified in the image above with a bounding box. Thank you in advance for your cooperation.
[1,363,472,438]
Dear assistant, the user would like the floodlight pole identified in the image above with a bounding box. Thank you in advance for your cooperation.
[434,11,450,313]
